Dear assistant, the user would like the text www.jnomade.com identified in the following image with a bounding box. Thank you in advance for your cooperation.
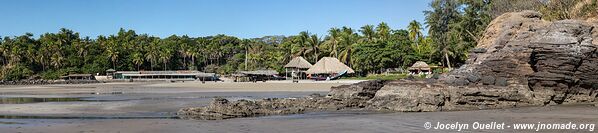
[424,121,595,131]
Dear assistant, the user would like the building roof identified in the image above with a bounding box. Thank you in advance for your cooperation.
[284,56,312,69]
[306,57,355,74]
[67,74,93,77]
[409,61,430,71]
[238,70,279,75]
[115,71,216,77]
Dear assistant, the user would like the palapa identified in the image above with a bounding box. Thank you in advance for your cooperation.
[284,57,312,69]
[408,61,430,71]
[306,57,355,74]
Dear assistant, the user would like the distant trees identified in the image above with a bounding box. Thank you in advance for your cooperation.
[2,0,588,80]
[424,0,493,69]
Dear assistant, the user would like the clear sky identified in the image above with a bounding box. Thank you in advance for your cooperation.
[0,0,431,39]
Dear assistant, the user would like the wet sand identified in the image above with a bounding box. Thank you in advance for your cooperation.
[0,81,597,133]
[0,81,358,117]
[0,105,597,133]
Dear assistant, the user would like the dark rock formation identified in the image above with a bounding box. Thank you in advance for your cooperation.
[178,97,306,120]
[178,80,386,119]
[447,10,598,104]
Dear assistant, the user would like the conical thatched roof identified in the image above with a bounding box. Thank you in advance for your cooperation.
[409,61,430,71]
[284,57,312,69]
[306,57,355,74]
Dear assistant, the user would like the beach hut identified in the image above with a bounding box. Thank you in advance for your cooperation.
[408,61,431,75]
[284,57,312,81]
[306,57,354,75]
[236,70,281,82]
[106,69,116,79]
[63,74,95,80]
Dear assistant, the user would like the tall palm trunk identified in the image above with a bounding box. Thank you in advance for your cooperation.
[445,52,451,70]
[191,56,195,70]
[244,47,248,70]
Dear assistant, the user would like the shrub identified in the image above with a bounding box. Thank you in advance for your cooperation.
[2,64,34,81]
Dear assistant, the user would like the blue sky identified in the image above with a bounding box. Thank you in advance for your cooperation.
[0,0,431,39]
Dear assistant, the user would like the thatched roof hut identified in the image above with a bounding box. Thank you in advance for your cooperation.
[306,57,355,74]
[284,57,312,69]
[408,61,430,71]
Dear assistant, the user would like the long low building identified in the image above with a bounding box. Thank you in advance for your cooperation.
[112,71,218,81]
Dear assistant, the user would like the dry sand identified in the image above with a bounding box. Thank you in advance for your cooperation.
[0,80,365,94]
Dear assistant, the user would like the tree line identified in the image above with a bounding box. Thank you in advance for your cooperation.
[1,0,595,81]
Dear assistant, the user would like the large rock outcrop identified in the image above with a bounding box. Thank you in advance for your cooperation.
[447,10,598,104]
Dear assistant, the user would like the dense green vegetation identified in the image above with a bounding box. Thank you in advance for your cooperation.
[1,0,595,81]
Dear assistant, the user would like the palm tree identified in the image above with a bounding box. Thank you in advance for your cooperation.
[375,22,391,42]
[408,20,423,53]
[425,0,460,70]
[240,39,251,70]
[292,31,311,59]
[0,38,10,65]
[145,39,160,71]
[50,53,64,68]
[159,45,173,71]
[188,46,199,70]
[359,25,376,43]
[106,40,119,69]
[131,51,143,70]
[308,34,322,62]
[338,27,357,66]
[326,28,341,58]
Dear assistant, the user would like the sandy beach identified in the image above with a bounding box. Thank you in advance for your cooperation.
[1,80,597,133]
[0,80,362,116]
[0,80,364,94]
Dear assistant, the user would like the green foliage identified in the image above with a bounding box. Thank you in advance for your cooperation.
[539,0,598,21]
[343,74,408,80]
[425,0,492,69]
[2,64,33,81]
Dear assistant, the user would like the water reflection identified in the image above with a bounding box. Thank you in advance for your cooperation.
[0,97,121,104]
[0,115,179,119]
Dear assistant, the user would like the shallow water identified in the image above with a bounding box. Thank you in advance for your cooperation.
[0,115,179,119]
[0,90,326,120]
[0,97,126,104]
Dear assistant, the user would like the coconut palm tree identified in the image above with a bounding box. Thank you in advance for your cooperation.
[159,44,173,71]
[307,34,322,62]
[326,28,341,58]
[292,31,311,58]
[50,52,64,68]
[131,51,143,70]
[145,38,160,71]
[408,20,423,53]
[338,27,357,66]
[106,40,119,69]
[375,22,391,42]
[240,39,251,70]
[359,25,376,43]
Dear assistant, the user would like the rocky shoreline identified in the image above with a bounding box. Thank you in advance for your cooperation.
[178,10,598,120]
